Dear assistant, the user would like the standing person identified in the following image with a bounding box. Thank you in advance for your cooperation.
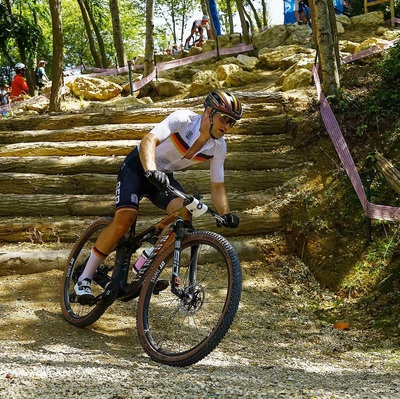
[10,63,29,101]
[295,0,312,33]
[0,83,10,105]
[74,89,243,302]
[36,60,49,94]
[184,15,213,50]
[0,83,10,117]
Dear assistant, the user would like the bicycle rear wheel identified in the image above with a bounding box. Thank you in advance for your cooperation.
[61,217,116,327]
[137,230,242,366]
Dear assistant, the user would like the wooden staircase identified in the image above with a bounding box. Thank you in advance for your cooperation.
[0,91,305,274]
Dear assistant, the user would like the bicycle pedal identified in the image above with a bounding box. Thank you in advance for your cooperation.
[76,294,95,306]
[153,279,169,294]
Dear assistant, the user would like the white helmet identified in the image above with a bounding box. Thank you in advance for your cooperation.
[15,62,27,71]
[202,15,209,21]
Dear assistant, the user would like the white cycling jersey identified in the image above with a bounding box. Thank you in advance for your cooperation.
[193,19,211,31]
[139,109,226,183]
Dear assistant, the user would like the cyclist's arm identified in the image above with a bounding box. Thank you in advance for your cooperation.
[211,182,230,215]
[139,133,159,171]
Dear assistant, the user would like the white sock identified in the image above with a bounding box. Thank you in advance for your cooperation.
[79,248,107,281]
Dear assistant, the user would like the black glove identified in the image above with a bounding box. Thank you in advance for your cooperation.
[217,213,240,228]
[144,170,169,188]
[297,21,303,25]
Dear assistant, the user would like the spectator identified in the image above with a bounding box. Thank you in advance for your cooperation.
[36,60,49,94]
[0,83,10,105]
[171,43,180,56]
[295,0,312,33]
[184,15,212,50]
[10,63,29,102]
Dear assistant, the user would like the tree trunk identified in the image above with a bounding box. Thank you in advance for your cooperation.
[236,0,251,44]
[261,0,268,28]
[76,0,102,68]
[244,0,261,30]
[227,0,234,34]
[83,0,109,68]
[109,0,127,67]
[49,0,64,112]
[144,0,155,77]
[311,0,340,96]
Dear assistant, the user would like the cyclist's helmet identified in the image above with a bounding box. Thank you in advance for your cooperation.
[15,63,27,72]
[202,15,209,21]
[204,89,243,121]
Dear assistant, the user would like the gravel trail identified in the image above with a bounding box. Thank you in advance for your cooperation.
[1,253,399,399]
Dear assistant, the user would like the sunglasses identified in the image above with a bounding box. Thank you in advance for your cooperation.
[216,112,237,127]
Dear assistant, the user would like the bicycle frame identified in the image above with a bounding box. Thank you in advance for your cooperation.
[95,205,194,303]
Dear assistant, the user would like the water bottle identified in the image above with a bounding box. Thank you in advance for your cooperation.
[133,247,154,273]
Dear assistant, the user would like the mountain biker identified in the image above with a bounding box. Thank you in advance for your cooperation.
[10,63,29,101]
[184,15,213,50]
[74,89,243,302]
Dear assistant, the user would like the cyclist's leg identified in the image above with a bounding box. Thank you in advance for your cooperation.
[76,148,144,286]
[77,208,138,282]
[185,24,196,48]
[147,173,185,213]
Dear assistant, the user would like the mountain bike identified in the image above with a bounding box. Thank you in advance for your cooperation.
[60,184,242,367]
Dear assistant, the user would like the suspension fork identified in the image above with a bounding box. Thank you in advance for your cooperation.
[171,219,200,297]
[171,218,188,295]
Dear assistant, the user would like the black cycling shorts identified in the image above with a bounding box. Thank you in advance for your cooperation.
[116,147,185,211]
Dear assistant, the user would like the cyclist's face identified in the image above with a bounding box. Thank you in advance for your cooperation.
[210,111,236,139]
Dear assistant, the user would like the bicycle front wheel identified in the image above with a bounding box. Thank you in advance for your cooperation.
[61,217,116,327]
[137,230,242,367]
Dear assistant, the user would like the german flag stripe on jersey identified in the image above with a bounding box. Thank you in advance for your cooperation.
[171,132,213,162]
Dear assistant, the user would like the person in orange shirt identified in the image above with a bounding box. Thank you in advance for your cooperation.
[10,63,29,101]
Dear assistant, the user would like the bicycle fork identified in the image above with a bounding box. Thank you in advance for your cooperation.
[171,219,184,295]
[171,220,199,307]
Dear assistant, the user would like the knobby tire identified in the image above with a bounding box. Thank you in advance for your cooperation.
[136,230,242,367]
[61,217,115,327]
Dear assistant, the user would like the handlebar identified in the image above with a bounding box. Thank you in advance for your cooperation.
[163,184,225,225]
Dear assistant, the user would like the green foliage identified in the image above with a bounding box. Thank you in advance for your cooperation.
[337,41,400,137]
[341,227,400,295]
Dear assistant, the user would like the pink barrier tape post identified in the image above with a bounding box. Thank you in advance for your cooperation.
[313,65,400,222]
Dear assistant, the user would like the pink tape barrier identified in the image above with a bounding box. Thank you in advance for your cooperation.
[313,65,400,221]
[1,43,253,115]
[341,38,399,64]
[65,43,254,89]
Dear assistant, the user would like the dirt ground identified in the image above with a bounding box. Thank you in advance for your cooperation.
[1,249,400,398]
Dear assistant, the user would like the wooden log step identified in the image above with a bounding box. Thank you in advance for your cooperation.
[375,152,400,194]
[0,124,155,144]
[0,144,303,169]
[0,140,140,157]
[0,109,175,131]
[0,191,275,216]
[0,152,303,173]
[0,209,281,244]
[157,91,287,107]
[0,169,295,194]
[0,101,287,133]
[0,124,292,150]
[0,235,270,276]
[0,136,292,156]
